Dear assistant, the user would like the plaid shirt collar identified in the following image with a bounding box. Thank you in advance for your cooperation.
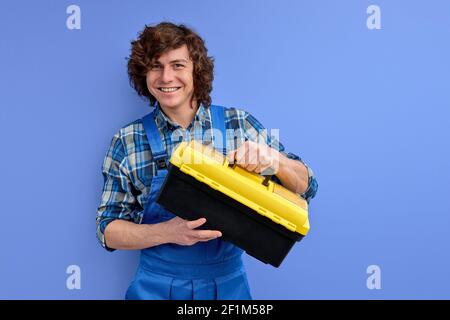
[153,102,210,131]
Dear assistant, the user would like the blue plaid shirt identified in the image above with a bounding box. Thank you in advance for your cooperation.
[96,104,318,250]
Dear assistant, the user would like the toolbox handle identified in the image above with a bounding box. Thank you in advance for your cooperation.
[227,161,273,187]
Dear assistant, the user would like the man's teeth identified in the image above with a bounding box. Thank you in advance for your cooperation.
[159,87,180,92]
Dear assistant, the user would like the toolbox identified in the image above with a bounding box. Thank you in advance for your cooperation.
[156,140,310,267]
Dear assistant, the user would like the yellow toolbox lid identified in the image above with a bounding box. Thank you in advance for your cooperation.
[169,141,310,236]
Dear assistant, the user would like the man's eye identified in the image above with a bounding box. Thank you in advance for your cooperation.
[174,64,185,69]
[151,65,162,70]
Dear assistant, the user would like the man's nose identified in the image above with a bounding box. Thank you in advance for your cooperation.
[161,66,175,83]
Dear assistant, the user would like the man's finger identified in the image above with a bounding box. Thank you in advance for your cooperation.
[192,230,222,239]
[245,155,258,171]
[196,237,219,242]
[186,218,207,229]
[227,150,236,163]
[235,145,249,165]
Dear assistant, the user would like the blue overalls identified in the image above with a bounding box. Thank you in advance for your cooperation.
[125,105,253,300]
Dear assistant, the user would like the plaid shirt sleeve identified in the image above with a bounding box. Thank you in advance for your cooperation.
[96,132,143,251]
[242,111,318,203]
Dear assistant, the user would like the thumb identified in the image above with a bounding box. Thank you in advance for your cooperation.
[227,150,236,163]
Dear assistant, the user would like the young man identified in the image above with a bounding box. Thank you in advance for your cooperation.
[96,22,318,300]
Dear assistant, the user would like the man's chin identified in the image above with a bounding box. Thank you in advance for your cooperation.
[158,100,183,111]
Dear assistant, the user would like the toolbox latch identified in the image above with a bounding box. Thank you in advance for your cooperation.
[262,175,271,186]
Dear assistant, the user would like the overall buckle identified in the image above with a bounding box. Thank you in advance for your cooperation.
[156,157,167,169]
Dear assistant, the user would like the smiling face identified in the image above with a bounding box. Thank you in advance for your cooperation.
[146,44,196,112]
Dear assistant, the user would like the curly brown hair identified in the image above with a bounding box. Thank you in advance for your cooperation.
[127,22,214,108]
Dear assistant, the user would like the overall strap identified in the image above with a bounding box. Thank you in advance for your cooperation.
[142,110,168,169]
[209,105,226,155]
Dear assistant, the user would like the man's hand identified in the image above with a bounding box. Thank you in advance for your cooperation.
[162,217,222,246]
[227,140,280,175]
[227,140,309,194]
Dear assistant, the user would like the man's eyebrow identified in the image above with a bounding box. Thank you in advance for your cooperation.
[170,59,188,63]
[152,59,189,64]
